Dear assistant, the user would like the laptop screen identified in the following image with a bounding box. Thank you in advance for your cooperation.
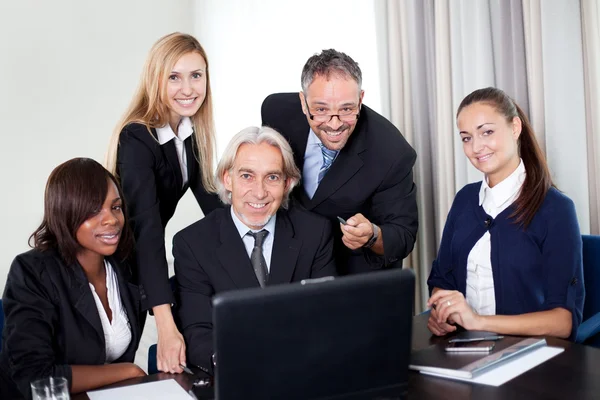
[212,268,414,400]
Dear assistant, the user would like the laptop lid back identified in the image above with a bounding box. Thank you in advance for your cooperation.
[213,268,414,400]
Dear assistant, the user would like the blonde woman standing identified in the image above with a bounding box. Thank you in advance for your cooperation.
[106,32,221,374]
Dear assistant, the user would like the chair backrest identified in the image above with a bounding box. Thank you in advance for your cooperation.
[582,235,600,322]
[147,344,158,374]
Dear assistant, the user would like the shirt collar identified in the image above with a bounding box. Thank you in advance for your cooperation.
[478,159,526,207]
[307,128,340,161]
[155,117,193,145]
[307,129,322,147]
[230,205,276,237]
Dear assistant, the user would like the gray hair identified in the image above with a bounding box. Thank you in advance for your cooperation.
[301,49,362,92]
[215,126,301,208]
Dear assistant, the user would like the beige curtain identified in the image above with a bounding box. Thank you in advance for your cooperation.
[522,0,547,152]
[581,0,600,234]
[376,0,455,312]
[522,0,592,234]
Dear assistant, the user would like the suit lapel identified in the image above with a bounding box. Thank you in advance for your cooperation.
[268,209,301,284]
[216,208,262,289]
[109,257,140,357]
[162,139,183,190]
[309,122,367,208]
[69,262,105,352]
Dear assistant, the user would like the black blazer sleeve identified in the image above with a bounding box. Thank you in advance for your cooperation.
[172,230,215,372]
[117,125,174,309]
[309,213,337,278]
[2,256,72,398]
[369,145,418,266]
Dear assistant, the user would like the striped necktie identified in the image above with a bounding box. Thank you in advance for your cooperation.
[318,144,338,183]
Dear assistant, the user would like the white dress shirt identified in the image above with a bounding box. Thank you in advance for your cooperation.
[302,129,338,199]
[89,260,132,363]
[230,206,276,272]
[466,159,526,316]
[156,117,194,188]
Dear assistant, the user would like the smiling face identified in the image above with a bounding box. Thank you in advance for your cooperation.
[300,74,364,151]
[165,51,207,131]
[223,142,289,230]
[457,102,522,187]
[75,180,124,263]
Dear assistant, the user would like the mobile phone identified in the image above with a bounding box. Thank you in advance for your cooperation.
[444,340,496,353]
[448,331,504,343]
[336,216,347,225]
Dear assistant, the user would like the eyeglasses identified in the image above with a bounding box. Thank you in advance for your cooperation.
[303,97,361,123]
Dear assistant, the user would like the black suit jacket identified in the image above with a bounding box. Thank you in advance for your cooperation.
[117,123,222,309]
[0,249,142,399]
[173,206,336,371]
[262,93,418,274]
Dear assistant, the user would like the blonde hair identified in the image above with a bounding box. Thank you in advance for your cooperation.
[106,32,217,192]
[215,126,301,209]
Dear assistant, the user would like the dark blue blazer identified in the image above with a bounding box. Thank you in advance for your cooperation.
[427,183,585,340]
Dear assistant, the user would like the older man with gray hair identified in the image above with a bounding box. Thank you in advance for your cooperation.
[174,126,336,372]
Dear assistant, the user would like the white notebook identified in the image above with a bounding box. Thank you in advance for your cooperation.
[87,379,191,400]
[421,346,564,386]
[410,337,547,379]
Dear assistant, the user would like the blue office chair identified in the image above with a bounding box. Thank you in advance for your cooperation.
[147,276,179,374]
[576,235,600,346]
[147,343,159,374]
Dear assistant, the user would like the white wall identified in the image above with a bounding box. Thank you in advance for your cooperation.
[0,0,380,293]
[0,0,195,291]
[193,0,381,156]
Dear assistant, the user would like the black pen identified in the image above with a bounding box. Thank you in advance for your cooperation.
[180,364,194,375]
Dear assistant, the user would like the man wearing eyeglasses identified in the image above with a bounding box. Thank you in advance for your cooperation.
[261,49,418,275]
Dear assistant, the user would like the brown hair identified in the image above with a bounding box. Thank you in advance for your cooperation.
[30,158,134,265]
[106,32,217,192]
[457,87,553,228]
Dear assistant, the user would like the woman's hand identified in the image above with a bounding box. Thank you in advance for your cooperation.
[428,289,482,331]
[427,306,457,336]
[157,325,186,374]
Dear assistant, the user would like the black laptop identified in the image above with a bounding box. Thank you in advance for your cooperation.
[211,268,415,400]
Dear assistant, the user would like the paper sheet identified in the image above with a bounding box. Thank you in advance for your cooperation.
[421,346,564,386]
[87,378,192,400]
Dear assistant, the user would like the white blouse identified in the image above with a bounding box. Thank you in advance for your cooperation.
[466,160,526,316]
[156,117,194,188]
[89,260,132,363]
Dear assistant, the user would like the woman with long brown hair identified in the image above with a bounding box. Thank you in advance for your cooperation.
[0,158,144,399]
[105,32,221,374]
[427,87,584,340]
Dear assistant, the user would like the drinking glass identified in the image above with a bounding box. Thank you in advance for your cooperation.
[30,377,70,400]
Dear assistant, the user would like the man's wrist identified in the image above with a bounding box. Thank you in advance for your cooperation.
[363,223,379,248]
